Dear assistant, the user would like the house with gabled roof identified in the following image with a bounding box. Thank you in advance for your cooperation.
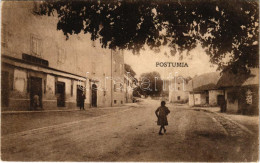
[187,72,224,106]
[217,68,259,115]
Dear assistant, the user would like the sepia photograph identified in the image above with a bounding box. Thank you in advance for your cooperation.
[1,0,259,161]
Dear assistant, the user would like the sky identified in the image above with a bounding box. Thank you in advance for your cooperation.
[124,43,219,79]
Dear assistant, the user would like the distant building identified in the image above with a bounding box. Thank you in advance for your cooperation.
[168,77,189,103]
[217,68,259,115]
[124,72,137,103]
[1,1,125,111]
[187,72,224,106]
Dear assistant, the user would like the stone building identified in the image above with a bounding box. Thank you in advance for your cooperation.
[1,1,125,111]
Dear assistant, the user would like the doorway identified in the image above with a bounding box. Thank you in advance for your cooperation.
[30,77,42,109]
[91,84,97,107]
[57,81,65,107]
[1,71,9,107]
[77,85,83,107]
[206,91,209,104]
[217,95,225,106]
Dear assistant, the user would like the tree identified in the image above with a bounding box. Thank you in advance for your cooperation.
[133,86,144,97]
[124,63,136,77]
[38,0,259,73]
[139,71,163,96]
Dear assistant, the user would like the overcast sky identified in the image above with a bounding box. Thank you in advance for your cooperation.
[124,43,219,79]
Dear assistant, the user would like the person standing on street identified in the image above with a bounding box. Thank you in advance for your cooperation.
[33,94,40,110]
[79,92,85,110]
[155,101,170,135]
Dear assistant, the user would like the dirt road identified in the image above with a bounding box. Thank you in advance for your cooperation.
[1,99,258,161]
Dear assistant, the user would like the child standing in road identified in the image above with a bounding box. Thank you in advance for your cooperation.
[155,101,170,135]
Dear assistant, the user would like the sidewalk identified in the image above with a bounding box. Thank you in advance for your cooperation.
[1,103,138,136]
[191,106,259,134]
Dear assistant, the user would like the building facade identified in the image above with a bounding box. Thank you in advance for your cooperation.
[187,72,224,106]
[1,1,125,111]
[168,77,189,103]
[188,90,224,106]
[217,68,259,115]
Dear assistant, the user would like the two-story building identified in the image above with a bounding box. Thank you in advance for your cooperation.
[168,77,189,103]
[1,1,125,111]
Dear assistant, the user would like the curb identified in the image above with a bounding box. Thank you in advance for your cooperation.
[196,108,254,135]
[1,104,137,114]
[1,109,79,114]
[209,115,229,136]
[213,112,254,135]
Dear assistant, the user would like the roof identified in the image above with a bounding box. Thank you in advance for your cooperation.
[242,68,259,86]
[217,68,259,88]
[186,72,221,92]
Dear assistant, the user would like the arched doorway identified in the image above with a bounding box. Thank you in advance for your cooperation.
[92,84,97,107]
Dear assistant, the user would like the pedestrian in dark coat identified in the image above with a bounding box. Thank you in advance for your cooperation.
[79,92,85,110]
[220,100,227,113]
[155,101,170,135]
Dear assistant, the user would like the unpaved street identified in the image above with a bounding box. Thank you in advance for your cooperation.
[1,99,258,161]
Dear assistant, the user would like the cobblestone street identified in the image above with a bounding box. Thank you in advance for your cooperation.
[1,99,258,161]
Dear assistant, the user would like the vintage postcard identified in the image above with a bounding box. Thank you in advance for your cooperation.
[1,0,259,162]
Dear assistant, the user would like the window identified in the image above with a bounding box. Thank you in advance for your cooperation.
[114,83,117,92]
[178,87,180,90]
[177,96,181,100]
[121,101,123,104]
[114,83,122,92]
[114,100,117,104]
[31,35,42,57]
[57,47,66,64]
